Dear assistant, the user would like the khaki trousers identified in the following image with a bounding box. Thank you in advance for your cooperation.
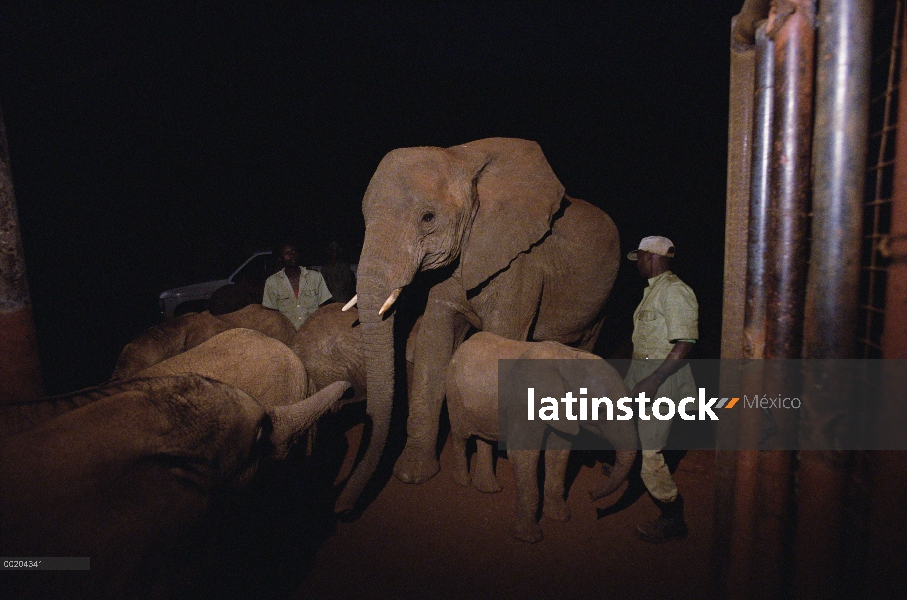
[624,359,695,503]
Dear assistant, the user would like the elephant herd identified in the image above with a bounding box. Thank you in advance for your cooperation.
[0,138,637,597]
[0,316,351,599]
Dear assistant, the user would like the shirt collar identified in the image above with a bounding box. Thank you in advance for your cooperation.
[647,270,673,286]
[279,267,308,279]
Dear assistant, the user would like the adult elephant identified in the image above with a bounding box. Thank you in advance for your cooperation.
[336,137,620,513]
[0,373,349,600]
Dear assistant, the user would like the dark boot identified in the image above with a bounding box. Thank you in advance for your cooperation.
[636,494,688,543]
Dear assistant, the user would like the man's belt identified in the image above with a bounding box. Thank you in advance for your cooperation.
[632,352,669,360]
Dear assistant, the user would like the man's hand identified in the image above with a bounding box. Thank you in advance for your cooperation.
[630,341,695,398]
[631,373,663,399]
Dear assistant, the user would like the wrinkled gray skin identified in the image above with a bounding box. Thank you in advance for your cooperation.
[139,327,355,459]
[339,137,620,513]
[0,373,349,600]
[446,332,637,543]
[217,303,296,345]
[111,304,296,380]
[291,303,420,405]
[292,303,366,402]
[137,329,313,432]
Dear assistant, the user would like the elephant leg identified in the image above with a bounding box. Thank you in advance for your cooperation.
[394,279,474,484]
[472,439,502,493]
[509,449,543,543]
[450,433,471,487]
[542,438,571,523]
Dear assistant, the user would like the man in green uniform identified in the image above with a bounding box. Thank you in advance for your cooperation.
[263,241,333,330]
[625,235,698,543]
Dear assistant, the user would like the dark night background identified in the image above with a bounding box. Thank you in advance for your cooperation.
[1,1,739,394]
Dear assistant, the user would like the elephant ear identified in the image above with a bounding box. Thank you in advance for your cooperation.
[453,138,565,292]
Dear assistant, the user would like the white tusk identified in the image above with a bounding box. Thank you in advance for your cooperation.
[378,288,402,316]
[342,295,358,311]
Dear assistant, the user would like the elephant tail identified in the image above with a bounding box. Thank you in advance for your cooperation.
[588,449,637,501]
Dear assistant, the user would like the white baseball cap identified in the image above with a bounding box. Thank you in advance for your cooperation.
[627,236,676,260]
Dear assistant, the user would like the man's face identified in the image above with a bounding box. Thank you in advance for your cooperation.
[281,245,300,268]
[636,250,653,278]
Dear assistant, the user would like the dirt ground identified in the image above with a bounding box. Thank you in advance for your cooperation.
[278,411,717,600]
[2,403,714,599]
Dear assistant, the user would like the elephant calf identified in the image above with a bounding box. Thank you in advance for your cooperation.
[112,304,296,380]
[0,373,349,600]
[446,332,638,543]
[292,303,367,402]
[291,303,421,403]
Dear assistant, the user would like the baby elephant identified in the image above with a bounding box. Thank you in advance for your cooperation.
[446,332,638,543]
[112,304,296,380]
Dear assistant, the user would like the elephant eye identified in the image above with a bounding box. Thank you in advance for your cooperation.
[421,212,435,223]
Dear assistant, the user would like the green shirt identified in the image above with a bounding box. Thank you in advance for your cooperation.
[262,268,332,330]
[625,270,699,414]
[631,270,698,360]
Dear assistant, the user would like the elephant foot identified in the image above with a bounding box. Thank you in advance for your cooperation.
[393,446,440,484]
[451,469,472,487]
[511,517,544,543]
[543,496,571,523]
[472,474,503,494]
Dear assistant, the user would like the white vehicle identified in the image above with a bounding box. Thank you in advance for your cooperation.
[158,251,358,317]
[158,251,276,317]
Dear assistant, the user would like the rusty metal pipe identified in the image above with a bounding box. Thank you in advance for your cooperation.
[794,450,854,598]
[765,0,815,361]
[754,449,796,595]
[721,15,775,571]
[804,0,873,359]
[0,104,43,404]
[746,2,817,597]
[722,449,760,596]
[795,2,874,598]
[744,22,775,361]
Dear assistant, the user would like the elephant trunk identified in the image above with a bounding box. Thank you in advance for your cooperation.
[589,449,637,501]
[333,224,420,513]
[270,381,351,459]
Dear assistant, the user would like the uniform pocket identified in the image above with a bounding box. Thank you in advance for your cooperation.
[637,310,657,322]
[633,309,664,349]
